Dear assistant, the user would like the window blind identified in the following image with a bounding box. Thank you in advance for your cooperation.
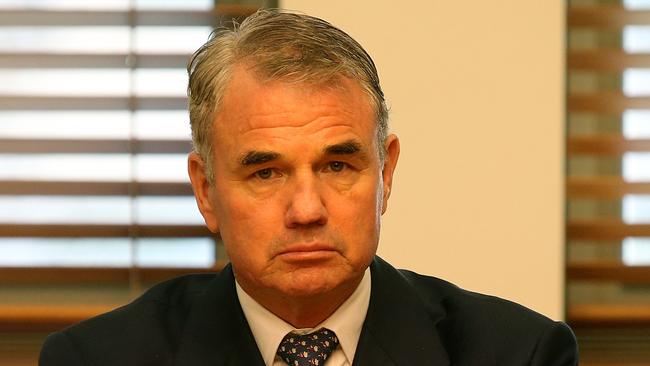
[567,0,650,363]
[0,0,260,333]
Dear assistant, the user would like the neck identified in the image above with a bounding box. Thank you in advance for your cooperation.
[279,287,357,328]
[241,276,363,329]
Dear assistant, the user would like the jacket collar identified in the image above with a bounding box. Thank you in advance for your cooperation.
[175,257,449,366]
[353,256,450,366]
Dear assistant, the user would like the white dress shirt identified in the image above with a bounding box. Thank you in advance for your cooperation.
[236,269,371,366]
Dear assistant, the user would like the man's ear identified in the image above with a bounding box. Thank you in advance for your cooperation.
[381,134,400,214]
[188,152,219,233]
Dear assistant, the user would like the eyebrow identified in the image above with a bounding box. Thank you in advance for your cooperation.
[240,151,280,166]
[239,140,365,166]
[324,140,363,155]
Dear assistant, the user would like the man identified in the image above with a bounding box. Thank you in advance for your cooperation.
[40,9,578,366]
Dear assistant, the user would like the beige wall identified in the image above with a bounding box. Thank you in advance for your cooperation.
[281,0,565,319]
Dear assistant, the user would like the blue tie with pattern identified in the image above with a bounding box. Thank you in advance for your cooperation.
[276,328,339,366]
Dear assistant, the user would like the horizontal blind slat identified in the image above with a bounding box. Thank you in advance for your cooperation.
[0,139,192,154]
[0,303,118,332]
[569,304,650,327]
[0,53,190,68]
[0,263,224,284]
[568,93,650,113]
[569,50,650,71]
[0,181,193,196]
[0,6,256,26]
[568,135,650,155]
[0,96,187,110]
[568,6,650,28]
[568,261,650,284]
[567,177,650,198]
[0,224,212,237]
[567,220,650,240]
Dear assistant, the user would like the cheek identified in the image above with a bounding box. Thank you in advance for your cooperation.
[328,180,382,242]
[212,188,281,256]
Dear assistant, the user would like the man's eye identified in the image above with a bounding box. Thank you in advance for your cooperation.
[329,161,346,172]
[255,168,274,179]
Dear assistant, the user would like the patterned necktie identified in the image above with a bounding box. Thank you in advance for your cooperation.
[276,328,339,366]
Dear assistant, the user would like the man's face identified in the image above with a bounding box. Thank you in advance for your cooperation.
[189,66,399,301]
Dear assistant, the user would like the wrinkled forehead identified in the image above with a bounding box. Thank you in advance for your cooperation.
[212,66,378,146]
[218,64,375,121]
[223,62,378,122]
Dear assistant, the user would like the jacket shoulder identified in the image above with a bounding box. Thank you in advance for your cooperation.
[397,269,578,365]
[40,274,216,366]
[399,269,551,325]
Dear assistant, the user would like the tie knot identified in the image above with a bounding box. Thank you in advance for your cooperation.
[276,328,339,366]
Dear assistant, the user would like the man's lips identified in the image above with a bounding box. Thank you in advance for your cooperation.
[276,243,337,261]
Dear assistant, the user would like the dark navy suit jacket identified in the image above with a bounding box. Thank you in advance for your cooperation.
[40,256,578,365]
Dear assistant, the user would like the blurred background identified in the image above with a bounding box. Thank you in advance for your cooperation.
[0,0,649,364]
[567,0,650,363]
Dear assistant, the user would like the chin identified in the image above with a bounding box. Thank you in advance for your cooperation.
[281,283,341,299]
[277,266,351,297]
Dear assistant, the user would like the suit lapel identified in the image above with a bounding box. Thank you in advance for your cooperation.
[353,257,450,366]
[352,329,397,365]
[175,264,265,366]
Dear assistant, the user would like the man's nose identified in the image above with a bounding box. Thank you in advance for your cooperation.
[284,172,328,228]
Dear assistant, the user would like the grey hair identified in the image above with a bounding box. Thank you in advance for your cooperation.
[187,9,389,183]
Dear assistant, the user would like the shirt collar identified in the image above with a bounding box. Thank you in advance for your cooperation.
[236,268,371,366]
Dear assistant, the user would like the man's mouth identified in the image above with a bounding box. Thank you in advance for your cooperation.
[277,243,337,262]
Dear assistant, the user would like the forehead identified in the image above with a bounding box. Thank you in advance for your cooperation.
[213,66,377,137]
